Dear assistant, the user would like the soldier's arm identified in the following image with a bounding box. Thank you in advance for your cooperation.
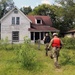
[43,36,45,41]
[60,39,63,45]
[48,39,54,48]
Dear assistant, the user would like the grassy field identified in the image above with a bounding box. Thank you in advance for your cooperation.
[0,44,75,75]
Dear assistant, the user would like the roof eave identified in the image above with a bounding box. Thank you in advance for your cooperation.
[0,6,32,23]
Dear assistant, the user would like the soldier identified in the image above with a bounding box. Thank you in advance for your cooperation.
[48,33,63,68]
[43,33,51,56]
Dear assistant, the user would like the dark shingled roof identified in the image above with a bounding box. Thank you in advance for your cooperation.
[27,15,52,26]
[27,15,59,32]
[28,25,59,32]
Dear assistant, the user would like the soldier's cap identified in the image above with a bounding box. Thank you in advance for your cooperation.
[53,33,58,36]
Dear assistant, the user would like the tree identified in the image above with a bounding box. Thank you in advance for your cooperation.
[53,0,75,35]
[30,4,52,15]
[0,0,14,18]
[20,6,32,15]
[29,4,57,24]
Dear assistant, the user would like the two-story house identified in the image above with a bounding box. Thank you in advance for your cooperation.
[0,7,31,43]
[0,7,59,43]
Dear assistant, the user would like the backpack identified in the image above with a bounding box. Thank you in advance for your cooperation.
[44,36,50,44]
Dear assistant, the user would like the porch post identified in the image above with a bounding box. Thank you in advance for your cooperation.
[33,32,35,43]
[43,32,45,37]
[39,32,41,40]
[38,32,41,50]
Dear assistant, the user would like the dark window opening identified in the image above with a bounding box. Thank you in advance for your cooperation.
[41,32,43,40]
[37,20,41,24]
[12,17,15,24]
[12,31,19,42]
[35,32,39,40]
[31,32,33,40]
[16,17,20,25]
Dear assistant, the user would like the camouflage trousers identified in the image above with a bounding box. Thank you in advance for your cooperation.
[45,43,49,56]
[50,47,60,68]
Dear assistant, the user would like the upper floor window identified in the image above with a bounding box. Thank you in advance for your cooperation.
[35,17,42,24]
[35,19,42,24]
[12,17,20,25]
[12,17,15,24]
[16,17,20,25]
[37,20,41,24]
[14,9,18,14]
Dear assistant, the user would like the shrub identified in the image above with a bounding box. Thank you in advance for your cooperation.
[19,43,38,70]
[19,38,40,70]
[61,37,75,49]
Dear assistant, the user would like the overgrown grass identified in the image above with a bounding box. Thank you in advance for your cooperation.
[0,43,75,75]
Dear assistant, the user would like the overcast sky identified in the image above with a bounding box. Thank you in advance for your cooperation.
[13,0,55,8]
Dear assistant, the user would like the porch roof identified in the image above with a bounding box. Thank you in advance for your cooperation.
[67,29,75,33]
[28,25,59,32]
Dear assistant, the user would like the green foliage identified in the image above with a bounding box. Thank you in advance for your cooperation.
[29,4,54,16]
[61,37,75,49]
[0,37,21,50]
[20,6,32,15]
[0,43,75,75]
[60,49,75,66]
[19,38,42,70]
[0,0,14,18]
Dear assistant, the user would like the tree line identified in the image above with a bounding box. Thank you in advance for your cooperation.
[0,0,75,36]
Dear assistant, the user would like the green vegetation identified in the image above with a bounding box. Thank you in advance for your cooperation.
[62,37,75,49]
[0,37,75,75]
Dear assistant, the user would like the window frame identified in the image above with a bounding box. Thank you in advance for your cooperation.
[12,31,19,42]
[16,17,20,25]
[12,17,20,25]
[12,17,15,25]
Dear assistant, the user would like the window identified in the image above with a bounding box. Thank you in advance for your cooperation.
[31,32,33,40]
[12,31,19,42]
[37,20,41,24]
[16,17,20,25]
[14,9,18,13]
[12,17,20,25]
[12,17,15,24]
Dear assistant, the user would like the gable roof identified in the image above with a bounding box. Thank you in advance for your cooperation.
[0,7,32,22]
[27,15,59,32]
[27,15,52,26]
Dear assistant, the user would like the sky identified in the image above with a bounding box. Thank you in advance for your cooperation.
[13,0,55,8]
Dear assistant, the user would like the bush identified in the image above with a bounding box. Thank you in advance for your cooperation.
[61,37,75,49]
[19,38,40,70]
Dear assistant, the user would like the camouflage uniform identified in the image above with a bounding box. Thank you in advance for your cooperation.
[48,33,63,68]
[45,43,50,56]
[50,47,60,68]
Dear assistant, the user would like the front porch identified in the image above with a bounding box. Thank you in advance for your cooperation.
[30,32,51,44]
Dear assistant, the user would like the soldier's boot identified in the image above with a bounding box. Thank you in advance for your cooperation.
[50,54,53,59]
[54,57,60,69]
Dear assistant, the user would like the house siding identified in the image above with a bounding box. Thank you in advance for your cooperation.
[1,10,30,43]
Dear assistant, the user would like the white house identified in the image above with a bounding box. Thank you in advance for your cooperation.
[0,7,32,43]
[0,7,59,43]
